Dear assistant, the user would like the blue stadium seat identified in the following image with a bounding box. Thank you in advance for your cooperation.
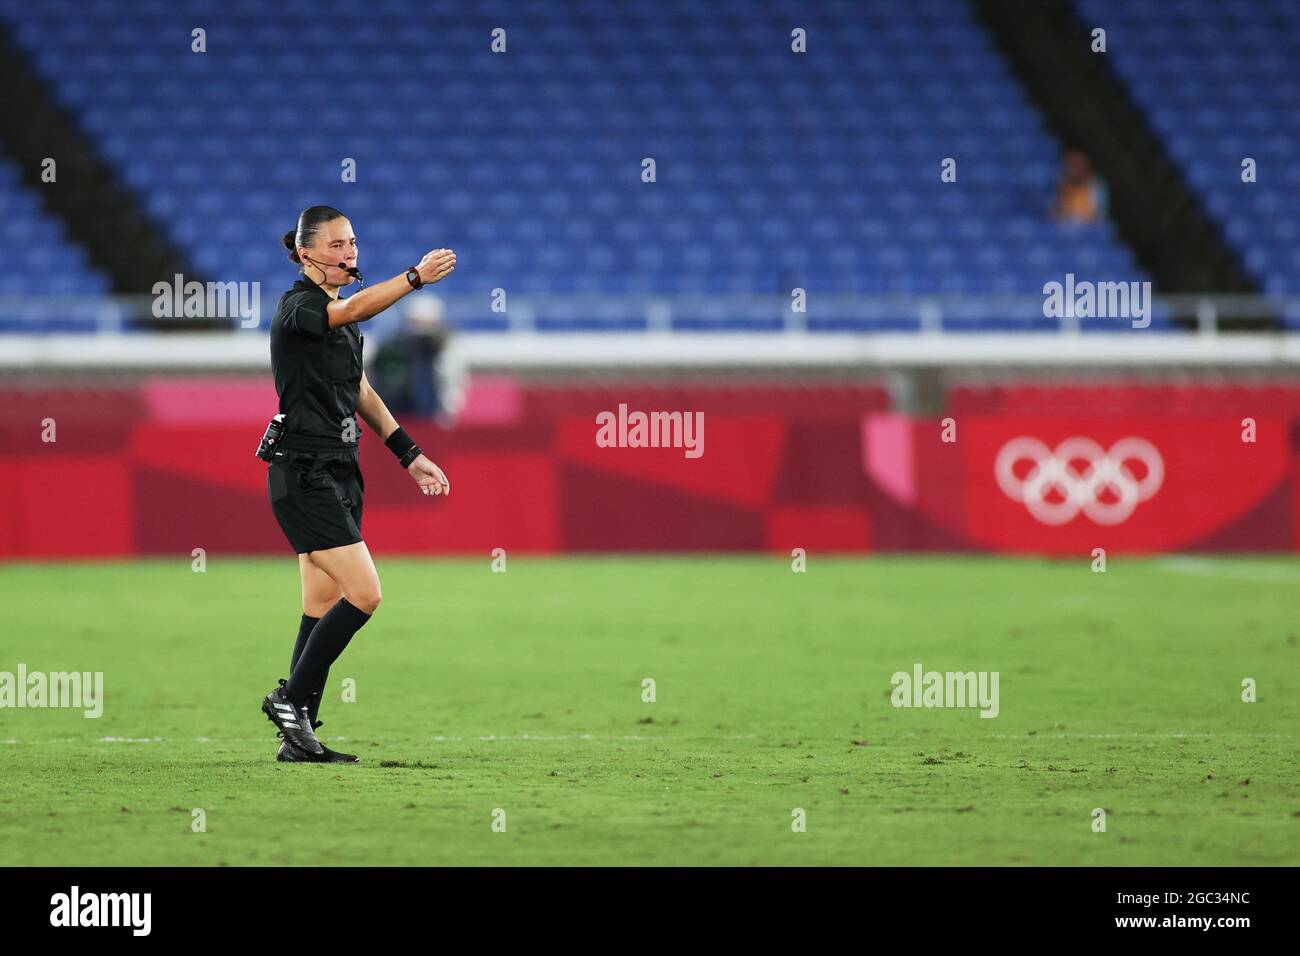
[1076,0,1300,307]
[0,0,1158,333]
[0,155,114,326]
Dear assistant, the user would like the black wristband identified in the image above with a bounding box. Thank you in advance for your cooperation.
[385,426,418,465]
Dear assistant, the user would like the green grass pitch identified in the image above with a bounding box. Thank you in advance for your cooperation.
[0,555,1296,866]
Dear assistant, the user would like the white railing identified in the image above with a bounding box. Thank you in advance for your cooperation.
[1,293,1299,370]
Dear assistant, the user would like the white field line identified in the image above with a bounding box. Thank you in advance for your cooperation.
[0,733,761,745]
[0,732,1289,745]
[1155,557,1300,581]
[982,738,1289,743]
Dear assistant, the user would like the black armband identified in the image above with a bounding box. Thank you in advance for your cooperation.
[384,426,422,468]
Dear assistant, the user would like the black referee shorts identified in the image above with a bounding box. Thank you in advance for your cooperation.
[267,447,365,555]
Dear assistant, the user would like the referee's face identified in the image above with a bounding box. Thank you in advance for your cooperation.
[301,217,359,288]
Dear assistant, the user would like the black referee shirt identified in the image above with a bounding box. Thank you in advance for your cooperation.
[270,275,365,447]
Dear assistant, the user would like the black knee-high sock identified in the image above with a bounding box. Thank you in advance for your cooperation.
[288,613,325,723]
[284,598,371,707]
[289,613,319,672]
[306,678,326,725]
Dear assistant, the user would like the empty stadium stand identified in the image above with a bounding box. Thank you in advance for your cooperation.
[0,0,1162,334]
[1073,0,1300,321]
[0,153,121,332]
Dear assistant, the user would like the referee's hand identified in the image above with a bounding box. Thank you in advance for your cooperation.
[416,248,457,286]
[408,454,450,496]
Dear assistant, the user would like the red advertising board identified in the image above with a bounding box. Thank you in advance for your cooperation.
[865,415,1291,554]
[0,382,1294,557]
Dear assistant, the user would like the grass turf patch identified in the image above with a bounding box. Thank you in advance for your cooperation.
[0,555,1296,865]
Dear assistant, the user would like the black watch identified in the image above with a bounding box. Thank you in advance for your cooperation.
[406,267,423,290]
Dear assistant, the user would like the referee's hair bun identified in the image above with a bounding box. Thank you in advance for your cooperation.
[282,230,301,263]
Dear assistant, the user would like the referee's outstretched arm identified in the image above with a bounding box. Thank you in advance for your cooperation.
[326,248,457,329]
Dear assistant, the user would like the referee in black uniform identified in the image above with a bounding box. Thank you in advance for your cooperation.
[261,205,455,762]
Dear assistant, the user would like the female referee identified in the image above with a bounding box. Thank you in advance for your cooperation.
[261,204,455,763]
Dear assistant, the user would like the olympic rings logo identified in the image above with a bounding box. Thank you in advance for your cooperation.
[995,436,1164,526]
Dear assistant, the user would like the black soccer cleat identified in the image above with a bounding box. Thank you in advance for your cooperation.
[273,712,356,764]
[276,735,326,762]
[261,681,324,755]
[276,738,359,763]
[317,744,359,763]
[274,710,359,763]
[304,711,359,763]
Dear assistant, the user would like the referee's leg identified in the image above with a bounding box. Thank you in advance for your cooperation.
[299,553,343,618]
[282,542,380,707]
[306,541,381,614]
[289,554,343,722]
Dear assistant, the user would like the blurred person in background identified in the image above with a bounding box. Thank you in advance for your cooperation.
[372,294,467,426]
[1053,149,1108,224]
